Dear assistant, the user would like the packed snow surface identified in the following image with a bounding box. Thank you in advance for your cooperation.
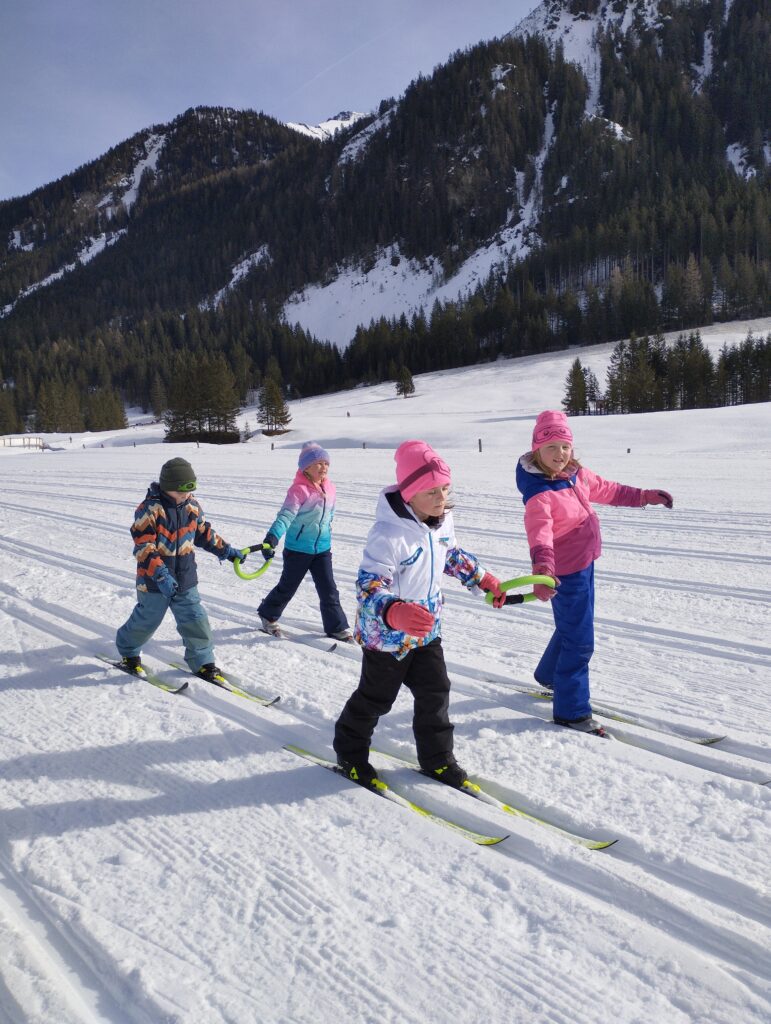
[1,320,770,1023]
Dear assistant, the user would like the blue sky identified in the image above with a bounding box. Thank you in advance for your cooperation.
[0,0,538,201]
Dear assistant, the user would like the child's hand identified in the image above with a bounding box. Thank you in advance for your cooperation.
[533,565,558,601]
[384,601,435,638]
[222,545,243,563]
[154,566,179,599]
[642,489,673,509]
[479,572,506,608]
[261,534,278,560]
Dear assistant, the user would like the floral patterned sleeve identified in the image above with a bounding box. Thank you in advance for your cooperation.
[357,570,397,621]
[444,545,485,588]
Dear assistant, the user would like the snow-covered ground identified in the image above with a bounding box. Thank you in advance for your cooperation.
[1,320,770,1023]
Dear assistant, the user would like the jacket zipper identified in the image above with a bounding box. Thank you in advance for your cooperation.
[315,492,327,553]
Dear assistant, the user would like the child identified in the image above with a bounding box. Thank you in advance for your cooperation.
[116,457,245,681]
[333,440,505,787]
[258,442,351,641]
[517,410,673,735]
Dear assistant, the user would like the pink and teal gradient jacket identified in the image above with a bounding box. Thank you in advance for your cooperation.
[516,454,644,577]
[266,470,336,554]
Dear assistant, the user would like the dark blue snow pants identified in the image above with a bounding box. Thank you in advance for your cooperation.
[257,548,349,635]
[534,562,595,722]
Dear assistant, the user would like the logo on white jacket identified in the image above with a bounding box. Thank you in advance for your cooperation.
[399,546,423,566]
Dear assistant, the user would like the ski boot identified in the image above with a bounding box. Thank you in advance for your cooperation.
[259,616,284,638]
[553,715,608,738]
[119,656,144,676]
[421,761,468,789]
[337,759,379,787]
[196,663,226,684]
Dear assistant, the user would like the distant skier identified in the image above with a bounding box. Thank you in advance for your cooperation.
[115,457,246,681]
[258,442,352,641]
[333,440,506,788]
[517,411,673,736]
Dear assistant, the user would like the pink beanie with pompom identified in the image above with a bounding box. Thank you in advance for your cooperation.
[394,440,452,502]
[531,410,573,452]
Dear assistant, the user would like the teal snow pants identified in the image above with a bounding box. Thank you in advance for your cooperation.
[116,586,215,672]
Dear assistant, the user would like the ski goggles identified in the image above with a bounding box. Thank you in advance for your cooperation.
[176,480,197,492]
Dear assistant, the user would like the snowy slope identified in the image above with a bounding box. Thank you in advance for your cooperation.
[1,321,770,1023]
[285,111,368,141]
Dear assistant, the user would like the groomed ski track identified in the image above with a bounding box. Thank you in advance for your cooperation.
[1,362,770,1021]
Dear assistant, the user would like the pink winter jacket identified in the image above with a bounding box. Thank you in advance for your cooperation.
[518,459,643,577]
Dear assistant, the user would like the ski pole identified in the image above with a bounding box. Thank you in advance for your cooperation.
[485,574,557,606]
[233,544,274,581]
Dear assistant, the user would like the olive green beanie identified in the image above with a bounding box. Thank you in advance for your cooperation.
[159,457,196,492]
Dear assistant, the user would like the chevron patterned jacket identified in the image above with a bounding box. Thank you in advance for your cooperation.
[131,483,231,593]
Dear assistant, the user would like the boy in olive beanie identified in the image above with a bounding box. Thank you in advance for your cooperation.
[115,458,247,683]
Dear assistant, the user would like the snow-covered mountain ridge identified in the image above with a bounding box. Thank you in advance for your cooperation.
[0,0,767,400]
[286,110,368,141]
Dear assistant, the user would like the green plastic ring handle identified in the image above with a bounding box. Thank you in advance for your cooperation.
[233,544,274,581]
[485,573,557,605]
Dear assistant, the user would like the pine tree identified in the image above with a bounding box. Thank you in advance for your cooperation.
[258,378,291,433]
[0,389,21,433]
[563,358,587,414]
[149,374,168,418]
[395,365,415,398]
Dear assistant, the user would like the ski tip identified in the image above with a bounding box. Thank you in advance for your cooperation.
[697,736,727,746]
[478,833,510,846]
[589,838,618,850]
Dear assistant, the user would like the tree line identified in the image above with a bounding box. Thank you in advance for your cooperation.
[563,329,770,415]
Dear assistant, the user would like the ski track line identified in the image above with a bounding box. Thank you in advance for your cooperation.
[3,490,768,588]
[0,706,375,1015]
[0,861,109,1024]
[449,675,771,787]
[2,530,764,675]
[4,568,771,998]
[492,833,771,1004]
[3,577,768,790]
[0,847,166,1024]
[6,610,771,1007]
[449,631,771,721]
[131,677,771,990]
[24,873,265,1022]
[4,478,770,547]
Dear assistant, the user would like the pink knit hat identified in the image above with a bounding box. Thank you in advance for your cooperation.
[394,440,452,502]
[531,410,574,451]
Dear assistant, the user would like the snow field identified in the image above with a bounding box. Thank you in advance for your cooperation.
[1,324,770,1022]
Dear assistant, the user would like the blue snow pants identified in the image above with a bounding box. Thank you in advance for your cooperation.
[534,562,595,722]
[258,548,349,635]
[116,586,215,672]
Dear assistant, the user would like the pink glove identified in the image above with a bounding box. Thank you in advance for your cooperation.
[384,601,435,638]
[642,489,673,509]
[533,566,559,602]
[479,572,506,608]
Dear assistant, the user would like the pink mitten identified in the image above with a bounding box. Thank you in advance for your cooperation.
[642,489,673,509]
[385,601,435,638]
[479,572,506,608]
[533,565,559,602]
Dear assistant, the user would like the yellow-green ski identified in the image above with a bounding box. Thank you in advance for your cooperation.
[284,745,507,847]
[372,748,616,850]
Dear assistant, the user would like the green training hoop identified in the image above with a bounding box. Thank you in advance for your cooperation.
[233,544,274,581]
[485,573,557,606]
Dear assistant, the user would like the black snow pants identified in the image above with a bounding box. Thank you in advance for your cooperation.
[333,638,454,770]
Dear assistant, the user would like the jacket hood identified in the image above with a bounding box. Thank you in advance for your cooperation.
[516,454,577,505]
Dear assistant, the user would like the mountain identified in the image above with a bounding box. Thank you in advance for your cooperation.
[0,0,768,430]
[286,110,368,141]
